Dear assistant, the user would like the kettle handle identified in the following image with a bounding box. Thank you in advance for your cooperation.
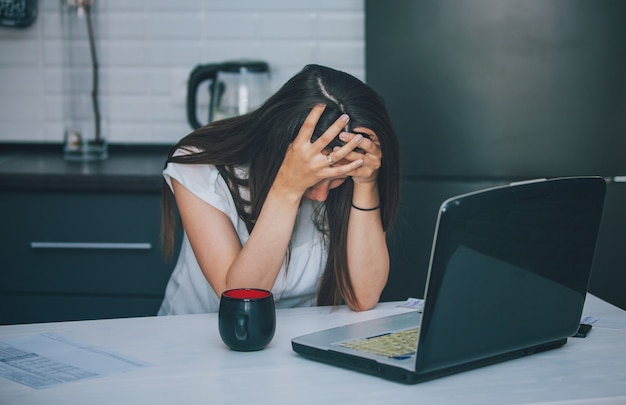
[186,64,220,129]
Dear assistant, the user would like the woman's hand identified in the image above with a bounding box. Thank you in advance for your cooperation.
[272,104,365,201]
[335,127,382,186]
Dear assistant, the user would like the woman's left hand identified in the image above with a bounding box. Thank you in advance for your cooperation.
[335,127,382,185]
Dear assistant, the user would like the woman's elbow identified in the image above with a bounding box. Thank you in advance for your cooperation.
[349,295,380,312]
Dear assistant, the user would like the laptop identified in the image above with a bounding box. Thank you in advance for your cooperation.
[292,176,606,384]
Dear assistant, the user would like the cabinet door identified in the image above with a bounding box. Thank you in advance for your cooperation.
[0,190,179,324]
[0,294,164,325]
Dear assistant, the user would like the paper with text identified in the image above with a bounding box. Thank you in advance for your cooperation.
[0,333,149,389]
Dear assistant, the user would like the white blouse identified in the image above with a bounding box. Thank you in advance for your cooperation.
[158,161,328,315]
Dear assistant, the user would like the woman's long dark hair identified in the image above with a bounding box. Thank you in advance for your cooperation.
[161,64,400,308]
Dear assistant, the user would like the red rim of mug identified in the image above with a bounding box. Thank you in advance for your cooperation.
[223,288,272,300]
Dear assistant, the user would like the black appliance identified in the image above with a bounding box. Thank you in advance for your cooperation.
[186,60,270,129]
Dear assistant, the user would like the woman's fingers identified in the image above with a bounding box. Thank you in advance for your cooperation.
[325,133,364,165]
[333,128,382,183]
[342,128,380,154]
[293,104,325,144]
[310,111,350,151]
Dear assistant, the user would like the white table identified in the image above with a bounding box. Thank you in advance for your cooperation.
[1,294,625,404]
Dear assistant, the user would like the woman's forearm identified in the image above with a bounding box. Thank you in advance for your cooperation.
[346,182,389,310]
[223,186,302,293]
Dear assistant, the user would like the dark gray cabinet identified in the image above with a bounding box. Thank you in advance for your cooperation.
[0,189,175,324]
[0,146,178,324]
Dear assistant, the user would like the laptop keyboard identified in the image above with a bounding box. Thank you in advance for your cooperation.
[336,328,420,359]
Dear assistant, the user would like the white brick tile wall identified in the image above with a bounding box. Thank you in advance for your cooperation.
[0,0,364,144]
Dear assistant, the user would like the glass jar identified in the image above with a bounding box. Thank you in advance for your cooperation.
[61,0,107,161]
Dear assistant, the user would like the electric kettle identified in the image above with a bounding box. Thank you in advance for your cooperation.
[186,60,271,129]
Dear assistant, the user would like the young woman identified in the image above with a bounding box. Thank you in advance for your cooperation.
[159,64,400,315]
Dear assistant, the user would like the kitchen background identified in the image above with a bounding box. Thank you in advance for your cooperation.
[0,0,365,144]
[1,0,624,324]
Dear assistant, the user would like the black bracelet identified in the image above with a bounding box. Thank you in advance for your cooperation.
[351,203,380,211]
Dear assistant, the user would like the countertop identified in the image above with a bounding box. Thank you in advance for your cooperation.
[0,143,172,192]
[1,296,625,404]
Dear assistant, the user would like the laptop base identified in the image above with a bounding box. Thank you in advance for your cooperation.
[292,338,567,384]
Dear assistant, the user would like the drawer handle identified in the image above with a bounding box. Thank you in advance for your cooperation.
[30,242,152,250]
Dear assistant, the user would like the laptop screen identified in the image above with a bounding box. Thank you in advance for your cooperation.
[415,177,606,374]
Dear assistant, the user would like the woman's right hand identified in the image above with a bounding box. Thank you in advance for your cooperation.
[272,104,365,201]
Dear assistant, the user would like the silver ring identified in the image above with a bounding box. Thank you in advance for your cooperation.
[326,154,335,166]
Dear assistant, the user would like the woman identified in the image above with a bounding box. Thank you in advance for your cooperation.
[159,64,400,315]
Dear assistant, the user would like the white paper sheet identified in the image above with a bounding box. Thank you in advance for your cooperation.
[0,332,149,389]
[397,297,424,312]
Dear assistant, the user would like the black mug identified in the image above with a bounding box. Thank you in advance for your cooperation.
[218,288,276,351]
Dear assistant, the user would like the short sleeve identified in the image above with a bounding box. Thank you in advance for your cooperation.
[163,161,236,220]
